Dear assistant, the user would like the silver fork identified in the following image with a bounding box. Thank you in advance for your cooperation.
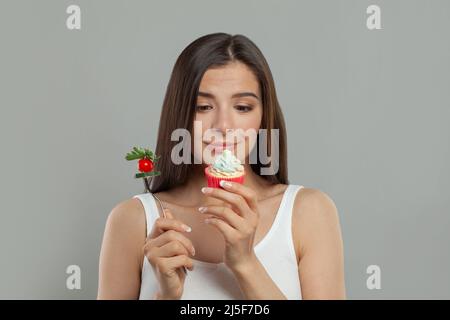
[152,193,188,275]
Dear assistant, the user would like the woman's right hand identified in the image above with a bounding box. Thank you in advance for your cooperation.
[143,208,196,300]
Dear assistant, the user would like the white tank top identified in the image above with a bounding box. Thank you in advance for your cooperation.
[133,184,304,300]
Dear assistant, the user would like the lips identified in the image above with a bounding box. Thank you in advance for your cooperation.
[204,141,238,147]
[211,143,235,147]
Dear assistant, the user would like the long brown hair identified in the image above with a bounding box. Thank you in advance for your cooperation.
[149,33,289,193]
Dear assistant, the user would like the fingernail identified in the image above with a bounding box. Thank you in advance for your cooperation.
[191,247,196,256]
[182,224,192,232]
[201,187,212,193]
[220,180,232,188]
[198,206,207,213]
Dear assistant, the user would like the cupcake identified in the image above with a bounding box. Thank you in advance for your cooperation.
[204,149,245,188]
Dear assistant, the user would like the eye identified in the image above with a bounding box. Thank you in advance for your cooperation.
[235,105,253,112]
[196,105,212,112]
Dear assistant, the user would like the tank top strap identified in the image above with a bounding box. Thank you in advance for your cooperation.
[133,193,161,237]
[283,184,304,218]
[267,184,304,249]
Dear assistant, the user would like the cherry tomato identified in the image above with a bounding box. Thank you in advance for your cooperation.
[138,158,153,172]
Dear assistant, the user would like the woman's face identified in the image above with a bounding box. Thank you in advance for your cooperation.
[193,61,263,165]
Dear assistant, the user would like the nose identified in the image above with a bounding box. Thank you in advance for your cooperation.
[212,108,234,137]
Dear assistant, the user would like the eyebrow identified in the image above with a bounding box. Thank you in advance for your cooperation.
[198,91,260,101]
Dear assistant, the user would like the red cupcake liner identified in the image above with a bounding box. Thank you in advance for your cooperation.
[204,166,245,188]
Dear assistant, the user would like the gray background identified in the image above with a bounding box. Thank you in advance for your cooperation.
[0,0,449,299]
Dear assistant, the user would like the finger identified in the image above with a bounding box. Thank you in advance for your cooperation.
[201,186,251,219]
[150,230,195,256]
[204,217,239,243]
[219,180,259,212]
[158,208,192,233]
[149,217,192,240]
[199,205,244,230]
[153,240,191,258]
[161,255,194,273]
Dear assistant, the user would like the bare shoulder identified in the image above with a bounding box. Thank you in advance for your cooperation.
[293,187,339,220]
[97,197,146,299]
[291,187,346,299]
[101,197,147,263]
[100,197,146,269]
[105,197,147,238]
[292,187,341,259]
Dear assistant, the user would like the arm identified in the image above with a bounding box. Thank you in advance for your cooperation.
[202,184,345,300]
[200,183,288,299]
[232,255,287,299]
[97,198,146,299]
[295,188,346,299]
[231,188,346,300]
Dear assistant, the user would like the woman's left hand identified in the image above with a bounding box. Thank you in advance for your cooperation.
[199,181,260,274]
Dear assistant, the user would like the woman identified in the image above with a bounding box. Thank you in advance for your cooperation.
[97,33,345,300]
